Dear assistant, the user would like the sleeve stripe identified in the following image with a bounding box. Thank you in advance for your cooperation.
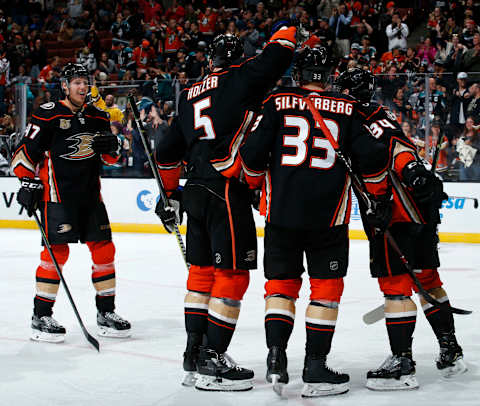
[32,114,74,121]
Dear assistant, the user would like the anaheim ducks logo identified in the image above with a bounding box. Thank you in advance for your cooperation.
[60,133,95,160]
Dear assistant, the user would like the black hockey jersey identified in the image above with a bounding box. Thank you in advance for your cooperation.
[12,101,115,204]
[154,37,296,192]
[355,101,424,225]
[240,87,377,230]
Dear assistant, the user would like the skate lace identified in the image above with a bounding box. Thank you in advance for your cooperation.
[377,355,398,371]
[219,353,242,371]
[104,312,125,322]
[41,316,61,328]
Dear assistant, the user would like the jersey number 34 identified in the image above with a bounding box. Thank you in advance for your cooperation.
[281,115,339,169]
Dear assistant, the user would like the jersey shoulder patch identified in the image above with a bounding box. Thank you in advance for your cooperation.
[40,102,55,110]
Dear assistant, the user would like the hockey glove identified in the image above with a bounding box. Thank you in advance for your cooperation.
[402,161,448,207]
[91,133,121,155]
[155,189,183,233]
[366,194,393,232]
[17,177,43,217]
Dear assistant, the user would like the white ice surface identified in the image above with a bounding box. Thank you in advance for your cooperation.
[0,230,478,406]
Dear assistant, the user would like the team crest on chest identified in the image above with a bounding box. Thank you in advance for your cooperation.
[60,133,95,160]
[59,119,71,129]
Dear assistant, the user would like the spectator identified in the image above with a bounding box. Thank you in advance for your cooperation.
[98,52,117,75]
[77,47,97,73]
[450,72,471,137]
[330,4,353,56]
[445,33,466,72]
[462,32,480,76]
[240,19,260,57]
[186,47,207,81]
[417,37,437,66]
[466,82,480,117]
[38,56,61,84]
[163,19,184,56]
[198,7,217,40]
[132,39,156,76]
[457,117,480,180]
[29,38,48,79]
[386,12,409,51]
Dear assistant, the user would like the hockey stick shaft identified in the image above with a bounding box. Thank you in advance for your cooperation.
[127,95,188,268]
[304,96,471,316]
[32,211,100,351]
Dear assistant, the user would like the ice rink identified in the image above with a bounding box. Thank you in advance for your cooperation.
[1,229,478,406]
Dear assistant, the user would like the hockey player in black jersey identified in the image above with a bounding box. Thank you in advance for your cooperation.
[12,63,131,342]
[336,68,467,390]
[239,47,388,397]
[154,28,297,391]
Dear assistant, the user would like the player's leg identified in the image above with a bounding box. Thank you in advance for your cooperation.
[413,226,466,377]
[263,223,304,390]
[366,274,419,390]
[194,179,256,391]
[32,202,77,343]
[182,186,216,385]
[83,201,130,337]
[302,225,349,397]
[416,269,467,377]
[31,244,69,342]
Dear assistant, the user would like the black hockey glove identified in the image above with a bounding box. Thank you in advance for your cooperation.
[17,177,43,217]
[402,161,448,207]
[366,194,393,232]
[91,132,121,155]
[155,189,183,233]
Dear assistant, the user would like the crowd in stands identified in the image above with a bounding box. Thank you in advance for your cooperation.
[0,0,479,180]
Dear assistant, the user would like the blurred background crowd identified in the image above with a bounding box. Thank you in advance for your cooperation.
[0,0,480,181]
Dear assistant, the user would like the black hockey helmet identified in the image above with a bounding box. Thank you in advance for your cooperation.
[208,34,243,68]
[60,63,89,84]
[293,46,333,85]
[335,68,376,103]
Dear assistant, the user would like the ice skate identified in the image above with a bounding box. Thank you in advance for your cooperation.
[31,315,66,343]
[195,347,254,391]
[366,354,419,391]
[97,311,131,338]
[301,354,349,397]
[182,333,202,386]
[437,333,468,378]
[266,346,288,397]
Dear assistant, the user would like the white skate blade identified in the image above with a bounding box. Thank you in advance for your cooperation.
[97,325,131,338]
[195,374,253,391]
[31,329,65,343]
[301,382,349,397]
[366,374,419,391]
[271,374,286,398]
[440,358,468,378]
[182,371,197,387]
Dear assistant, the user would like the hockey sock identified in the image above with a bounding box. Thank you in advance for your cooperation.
[96,294,115,313]
[34,245,69,317]
[265,296,295,349]
[206,297,240,354]
[305,301,338,356]
[385,298,417,356]
[87,241,116,304]
[420,288,455,339]
[184,291,210,334]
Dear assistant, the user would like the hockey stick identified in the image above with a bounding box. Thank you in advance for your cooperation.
[127,94,188,269]
[303,95,471,317]
[32,211,100,351]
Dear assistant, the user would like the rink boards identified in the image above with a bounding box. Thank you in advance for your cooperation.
[1,177,479,243]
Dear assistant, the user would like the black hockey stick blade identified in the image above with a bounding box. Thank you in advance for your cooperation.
[32,211,100,352]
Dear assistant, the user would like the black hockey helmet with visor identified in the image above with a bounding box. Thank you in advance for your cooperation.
[293,46,333,85]
[208,34,243,68]
[335,68,376,103]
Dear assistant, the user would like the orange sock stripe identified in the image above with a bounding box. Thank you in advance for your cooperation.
[185,311,208,316]
[305,326,335,332]
[207,317,235,331]
[265,317,294,325]
[386,320,417,325]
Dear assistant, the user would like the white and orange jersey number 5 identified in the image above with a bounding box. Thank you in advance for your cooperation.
[281,115,339,169]
[193,96,216,140]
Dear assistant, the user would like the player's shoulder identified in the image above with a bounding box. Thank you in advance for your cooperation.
[355,101,387,120]
[263,85,299,104]
[85,103,110,120]
[32,101,71,121]
[320,90,357,103]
